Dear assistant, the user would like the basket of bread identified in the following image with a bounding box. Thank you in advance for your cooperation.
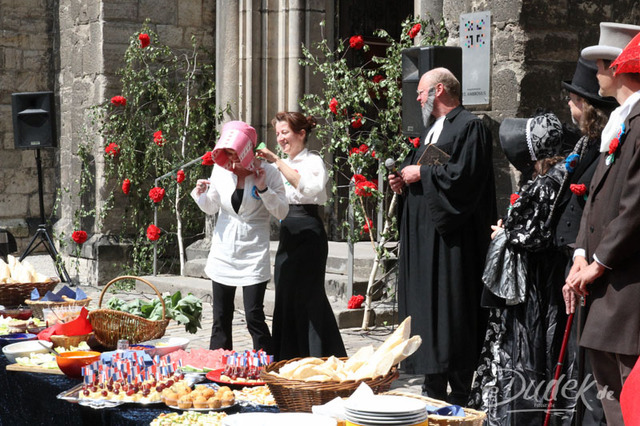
[0,255,59,307]
[260,317,421,412]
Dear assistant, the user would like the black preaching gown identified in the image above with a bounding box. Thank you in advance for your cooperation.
[398,106,496,375]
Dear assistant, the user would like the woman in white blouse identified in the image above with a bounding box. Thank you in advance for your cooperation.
[192,121,288,352]
[258,112,346,360]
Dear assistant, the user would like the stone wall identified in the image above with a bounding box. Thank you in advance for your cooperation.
[0,0,57,247]
[55,0,215,284]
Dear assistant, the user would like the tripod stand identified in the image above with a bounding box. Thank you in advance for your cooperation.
[19,148,71,283]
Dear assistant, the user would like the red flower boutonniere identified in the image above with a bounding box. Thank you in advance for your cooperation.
[139,33,150,48]
[149,187,165,203]
[201,151,214,166]
[347,294,365,309]
[122,178,131,195]
[409,137,420,148]
[570,183,588,198]
[349,35,364,50]
[110,95,126,107]
[153,130,164,146]
[509,193,520,205]
[408,23,422,39]
[176,170,185,183]
[606,123,626,166]
[72,230,88,245]
[105,142,120,156]
[146,224,161,241]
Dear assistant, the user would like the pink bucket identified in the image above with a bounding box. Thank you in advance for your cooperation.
[212,121,257,171]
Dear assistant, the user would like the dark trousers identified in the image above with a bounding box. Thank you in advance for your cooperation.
[210,280,272,353]
[423,369,474,406]
[588,348,638,426]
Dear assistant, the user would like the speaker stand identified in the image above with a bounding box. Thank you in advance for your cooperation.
[19,149,72,284]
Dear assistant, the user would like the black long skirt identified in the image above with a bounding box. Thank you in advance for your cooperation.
[271,204,347,361]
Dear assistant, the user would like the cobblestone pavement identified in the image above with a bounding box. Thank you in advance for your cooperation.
[24,255,424,394]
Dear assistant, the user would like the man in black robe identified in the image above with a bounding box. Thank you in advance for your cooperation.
[389,67,496,405]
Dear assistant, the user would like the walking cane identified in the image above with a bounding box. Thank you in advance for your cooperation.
[544,312,575,426]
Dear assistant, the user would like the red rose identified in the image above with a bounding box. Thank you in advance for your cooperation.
[349,35,365,50]
[110,95,126,107]
[71,230,88,245]
[352,174,366,184]
[122,178,131,195]
[371,150,376,158]
[363,217,374,234]
[355,180,378,197]
[409,137,420,148]
[347,294,365,309]
[349,147,360,156]
[105,142,120,156]
[358,144,369,154]
[149,186,165,203]
[609,137,620,155]
[139,33,150,48]
[408,23,421,39]
[201,151,214,166]
[351,113,363,129]
[176,169,185,183]
[153,130,164,146]
[510,193,520,205]
[570,183,587,197]
[146,224,161,241]
[329,97,339,115]
[372,74,385,84]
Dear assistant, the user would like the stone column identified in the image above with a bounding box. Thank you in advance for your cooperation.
[216,0,240,122]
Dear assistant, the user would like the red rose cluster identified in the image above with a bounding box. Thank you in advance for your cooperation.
[329,97,339,115]
[176,170,185,183]
[201,151,214,166]
[149,187,165,203]
[363,217,373,234]
[354,179,378,197]
[105,142,120,156]
[349,35,364,50]
[122,178,131,195]
[110,96,126,107]
[408,23,421,39]
[72,230,88,245]
[139,33,150,48]
[351,113,363,129]
[347,294,365,309]
[146,224,161,241]
[153,130,164,146]
[349,144,371,156]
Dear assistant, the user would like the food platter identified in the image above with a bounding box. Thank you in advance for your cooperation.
[206,368,265,387]
[165,401,237,412]
[57,383,163,409]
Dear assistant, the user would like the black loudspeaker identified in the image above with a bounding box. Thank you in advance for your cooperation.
[401,46,462,137]
[11,91,57,149]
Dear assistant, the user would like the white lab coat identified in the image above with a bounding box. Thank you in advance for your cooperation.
[191,162,288,286]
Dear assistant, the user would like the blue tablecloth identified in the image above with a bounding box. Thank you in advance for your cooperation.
[0,355,277,425]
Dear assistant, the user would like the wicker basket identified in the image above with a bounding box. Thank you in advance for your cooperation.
[88,276,170,349]
[50,333,94,349]
[260,358,399,413]
[0,277,60,307]
[24,296,92,320]
[384,390,487,426]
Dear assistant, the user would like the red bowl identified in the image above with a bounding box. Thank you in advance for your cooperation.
[56,351,101,378]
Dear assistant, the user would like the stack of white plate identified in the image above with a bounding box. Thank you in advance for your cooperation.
[344,395,428,425]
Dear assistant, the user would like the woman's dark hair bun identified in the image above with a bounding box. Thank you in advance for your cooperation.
[306,115,317,130]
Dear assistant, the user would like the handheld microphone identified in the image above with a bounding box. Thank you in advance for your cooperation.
[385,158,397,173]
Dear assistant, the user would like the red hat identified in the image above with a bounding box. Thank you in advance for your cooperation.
[611,32,640,75]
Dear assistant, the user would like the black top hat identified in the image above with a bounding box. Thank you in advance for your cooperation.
[499,113,564,173]
[562,58,618,109]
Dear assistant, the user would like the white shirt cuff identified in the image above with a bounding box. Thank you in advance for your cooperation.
[593,253,612,270]
[573,248,586,261]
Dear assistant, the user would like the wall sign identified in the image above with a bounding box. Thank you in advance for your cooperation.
[460,11,491,105]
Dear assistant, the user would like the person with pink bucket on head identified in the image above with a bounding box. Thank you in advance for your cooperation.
[192,120,288,352]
